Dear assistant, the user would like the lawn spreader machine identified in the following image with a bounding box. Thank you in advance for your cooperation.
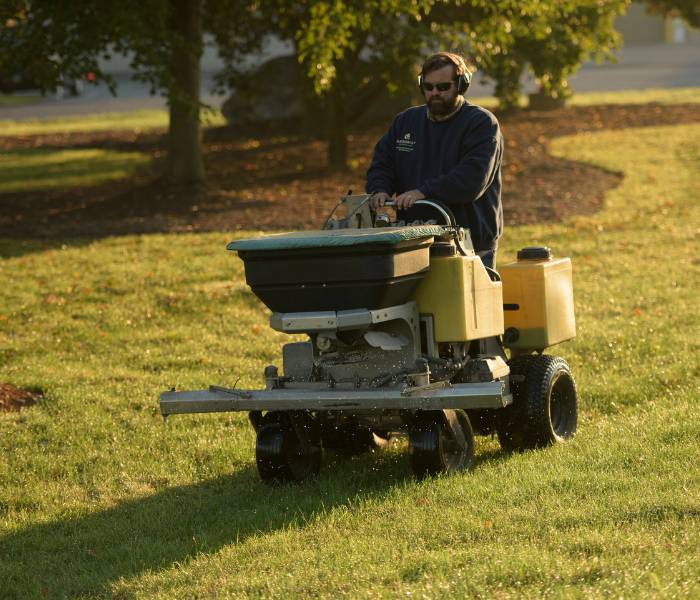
[159,194,578,483]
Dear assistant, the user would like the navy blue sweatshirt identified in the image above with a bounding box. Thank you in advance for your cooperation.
[366,102,503,252]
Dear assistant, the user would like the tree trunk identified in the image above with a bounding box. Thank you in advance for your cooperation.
[167,0,205,184]
[326,86,348,171]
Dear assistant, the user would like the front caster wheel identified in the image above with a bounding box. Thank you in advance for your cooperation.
[255,412,321,484]
[408,410,474,478]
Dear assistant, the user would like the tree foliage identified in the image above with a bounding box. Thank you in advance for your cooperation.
[639,0,700,28]
[0,0,262,184]
[260,0,629,115]
[211,1,437,170]
[433,0,628,110]
[518,1,628,106]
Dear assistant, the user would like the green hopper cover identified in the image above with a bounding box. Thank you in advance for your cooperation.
[227,226,445,252]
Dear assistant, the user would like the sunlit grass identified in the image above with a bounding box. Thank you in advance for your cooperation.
[470,85,700,109]
[0,148,151,191]
[568,86,700,106]
[0,93,41,107]
[0,120,699,596]
[0,108,225,137]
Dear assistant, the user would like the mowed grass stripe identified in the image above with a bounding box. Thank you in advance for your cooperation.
[0,123,699,597]
[0,148,151,191]
[470,86,700,109]
[0,109,225,137]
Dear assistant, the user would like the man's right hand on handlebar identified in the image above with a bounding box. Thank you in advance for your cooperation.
[370,192,391,210]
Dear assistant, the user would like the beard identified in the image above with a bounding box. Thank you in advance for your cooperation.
[428,94,459,116]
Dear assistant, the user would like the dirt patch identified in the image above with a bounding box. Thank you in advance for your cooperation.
[0,383,40,412]
[1,102,698,238]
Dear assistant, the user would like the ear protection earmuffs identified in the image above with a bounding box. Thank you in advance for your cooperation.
[456,71,471,94]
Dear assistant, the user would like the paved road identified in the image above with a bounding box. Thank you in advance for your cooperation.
[471,43,700,96]
[1,44,698,122]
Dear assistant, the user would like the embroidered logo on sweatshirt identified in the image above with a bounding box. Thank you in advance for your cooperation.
[396,132,416,152]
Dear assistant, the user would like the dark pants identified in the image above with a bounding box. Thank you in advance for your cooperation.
[477,247,497,270]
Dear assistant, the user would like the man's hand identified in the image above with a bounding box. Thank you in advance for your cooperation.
[394,189,425,210]
[370,191,391,210]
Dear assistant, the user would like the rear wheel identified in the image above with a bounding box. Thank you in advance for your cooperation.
[255,412,321,483]
[497,355,577,451]
[408,410,474,478]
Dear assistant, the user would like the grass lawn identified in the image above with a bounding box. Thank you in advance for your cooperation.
[0,148,151,192]
[0,119,699,596]
[0,109,223,192]
[0,93,41,107]
[0,109,225,137]
[472,86,700,110]
[566,86,700,106]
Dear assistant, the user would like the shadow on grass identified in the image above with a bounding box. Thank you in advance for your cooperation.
[0,237,97,259]
[0,444,507,598]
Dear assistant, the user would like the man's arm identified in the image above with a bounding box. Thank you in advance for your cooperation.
[419,116,502,205]
[366,125,397,201]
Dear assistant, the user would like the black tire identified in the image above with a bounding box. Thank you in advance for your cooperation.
[496,355,535,452]
[255,412,321,484]
[497,354,577,452]
[408,410,474,478]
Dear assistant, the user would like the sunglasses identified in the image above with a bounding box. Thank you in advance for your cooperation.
[422,80,454,92]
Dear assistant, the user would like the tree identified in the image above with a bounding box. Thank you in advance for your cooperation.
[0,0,264,185]
[431,1,547,110]
[433,0,628,110]
[304,16,429,170]
[639,0,700,28]
[523,1,628,106]
[211,1,436,171]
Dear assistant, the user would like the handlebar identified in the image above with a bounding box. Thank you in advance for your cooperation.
[380,198,456,228]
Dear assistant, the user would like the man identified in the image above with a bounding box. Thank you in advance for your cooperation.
[366,52,503,268]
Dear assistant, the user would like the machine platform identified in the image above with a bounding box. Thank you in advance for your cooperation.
[160,381,511,416]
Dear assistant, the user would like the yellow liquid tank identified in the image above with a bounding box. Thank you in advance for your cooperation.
[413,253,504,342]
[499,247,576,351]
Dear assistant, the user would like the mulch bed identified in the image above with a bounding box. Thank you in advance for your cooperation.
[1,102,699,238]
[0,383,40,412]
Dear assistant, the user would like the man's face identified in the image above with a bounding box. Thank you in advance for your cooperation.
[422,65,460,116]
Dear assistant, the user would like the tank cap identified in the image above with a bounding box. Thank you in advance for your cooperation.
[430,241,457,257]
[517,246,552,261]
